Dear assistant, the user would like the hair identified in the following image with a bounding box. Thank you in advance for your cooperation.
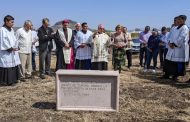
[42,18,49,24]
[82,22,87,27]
[161,26,167,32]
[24,20,32,26]
[178,15,187,21]
[145,26,150,30]
[115,24,122,31]
[4,15,14,23]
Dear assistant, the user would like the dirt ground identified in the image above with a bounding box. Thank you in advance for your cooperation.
[0,54,190,122]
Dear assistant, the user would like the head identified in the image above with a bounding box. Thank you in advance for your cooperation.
[161,26,167,35]
[144,26,150,33]
[98,24,105,33]
[115,25,123,34]
[81,22,88,32]
[122,27,127,33]
[75,23,81,31]
[62,20,69,29]
[3,15,14,28]
[178,15,187,25]
[152,28,158,36]
[42,18,50,28]
[24,20,32,31]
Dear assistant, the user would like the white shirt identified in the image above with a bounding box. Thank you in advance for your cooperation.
[166,25,189,62]
[160,32,169,48]
[139,31,152,43]
[0,27,21,67]
[74,30,93,60]
[31,30,39,53]
[16,27,32,54]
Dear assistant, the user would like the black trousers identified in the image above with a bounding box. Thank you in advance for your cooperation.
[126,50,132,68]
[139,45,147,66]
[159,47,165,67]
[91,62,108,70]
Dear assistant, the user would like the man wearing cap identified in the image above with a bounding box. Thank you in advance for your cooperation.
[165,15,189,81]
[146,28,161,73]
[54,20,75,70]
[74,22,93,70]
[91,24,110,70]
[139,26,152,67]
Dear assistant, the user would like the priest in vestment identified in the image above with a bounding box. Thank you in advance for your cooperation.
[0,15,21,86]
[54,20,75,70]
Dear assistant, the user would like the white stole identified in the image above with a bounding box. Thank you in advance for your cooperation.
[58,28,72,64]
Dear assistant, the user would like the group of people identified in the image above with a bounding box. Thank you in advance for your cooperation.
[0,14,189,86]
[139,15,190,82]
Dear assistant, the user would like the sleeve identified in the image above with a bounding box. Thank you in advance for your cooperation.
[37,29,49,43]
[174,27,189,47]
[139,33,145,43]
[0,29,12,50]
[69,31,75,48]
[74,32,81,49]
[54,30,65,48]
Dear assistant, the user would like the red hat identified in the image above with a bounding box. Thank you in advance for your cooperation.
[62,19,69,24]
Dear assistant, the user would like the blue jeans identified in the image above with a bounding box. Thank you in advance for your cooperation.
[146,48,159,69]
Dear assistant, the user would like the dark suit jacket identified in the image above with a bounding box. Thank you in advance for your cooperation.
[37,26,54,52]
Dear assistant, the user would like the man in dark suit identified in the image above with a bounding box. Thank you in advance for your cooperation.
[37,18,54,79]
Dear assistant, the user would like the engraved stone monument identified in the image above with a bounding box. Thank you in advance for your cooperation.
[56,70,119,112]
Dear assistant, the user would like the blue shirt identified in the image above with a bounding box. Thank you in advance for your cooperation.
[147,35,161,49]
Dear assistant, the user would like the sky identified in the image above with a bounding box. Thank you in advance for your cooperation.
[0,0,190,30]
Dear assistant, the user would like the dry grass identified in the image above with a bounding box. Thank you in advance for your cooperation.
[0,55,190,122]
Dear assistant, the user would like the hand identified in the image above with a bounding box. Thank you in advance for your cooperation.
[64,43,70,48]
[80,44,86,48]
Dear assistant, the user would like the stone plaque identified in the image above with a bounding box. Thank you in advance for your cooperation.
[56,70,119,112]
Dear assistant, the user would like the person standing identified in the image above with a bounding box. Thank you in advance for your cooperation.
[16,20,33,79]
[38,18,54,79]
[146,28,161,73]
[123,27,133,69]
[162,17,179,79]
[91,24,110,70]
[111,25,127,73]
[73,23,81,37]
[159,27,169,68]
[74,22,93,70]
[54,20,75,70]
[139,26,151,67]
[0,15,21,86]
[31,25,39,71]
[165,15,189,81]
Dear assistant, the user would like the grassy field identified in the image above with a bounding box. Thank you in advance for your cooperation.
[0,55,190,122]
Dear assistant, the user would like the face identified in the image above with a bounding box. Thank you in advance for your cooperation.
[63,22,69,28]
[123,27,127,33]
[152,31,157,36]
[162,30,167,35]
[25,23,32,31]
[75,24,81,31]
[145,27,150,32]
[82,24,88,31]
[43,20,49,28]
[5,20,14,28]
[116,27,122,34]
[98,27,104,33]
[178,17,185,25]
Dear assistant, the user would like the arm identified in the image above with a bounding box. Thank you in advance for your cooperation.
[0,29,12,50]
[54,30,65,48]
[174,26,189,48]
[37,29,50,43]
[74,32,82,49]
